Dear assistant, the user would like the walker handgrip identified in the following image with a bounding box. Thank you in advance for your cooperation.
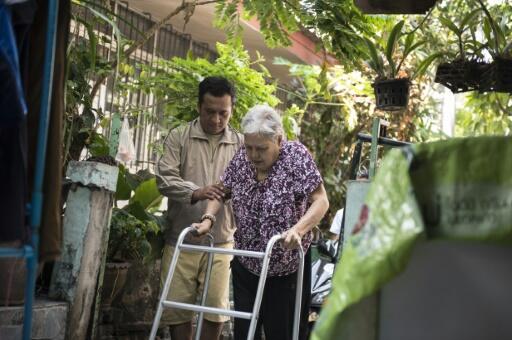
[276,232,304,252]
[188,225,212,238]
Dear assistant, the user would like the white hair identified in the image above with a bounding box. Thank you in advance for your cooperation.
[241,104,284,138]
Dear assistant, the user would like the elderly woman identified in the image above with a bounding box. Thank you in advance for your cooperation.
[193,104,329,340]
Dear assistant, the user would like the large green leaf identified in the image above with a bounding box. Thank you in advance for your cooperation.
[124,202,151,221]
[363,38,385,78]
[385,20,405,77]
[130,178,163,211]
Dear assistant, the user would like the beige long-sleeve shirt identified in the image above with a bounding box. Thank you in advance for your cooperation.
[156,119,243,245]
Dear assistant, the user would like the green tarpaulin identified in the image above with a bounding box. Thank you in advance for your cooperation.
[311,136,512,340]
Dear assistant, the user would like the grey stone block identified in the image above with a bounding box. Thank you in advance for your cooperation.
[0,298,68,340]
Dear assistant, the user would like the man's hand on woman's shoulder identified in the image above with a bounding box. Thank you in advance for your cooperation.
[191,184,226,202]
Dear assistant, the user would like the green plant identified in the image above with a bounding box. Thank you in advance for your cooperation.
[275,52,446,223]
[274,59,375,219]
[455,92,512,136]
[438,8,484,60]
[363,20,441,80]
[214,0,381,64]
[125,40,280,131]
[107,165,164,263]
[477,0,512,58]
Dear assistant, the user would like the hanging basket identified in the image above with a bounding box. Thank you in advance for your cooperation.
[434,60,490,93]
[354,0,437,14]
[480,57,512,93]
[372,78,410,111]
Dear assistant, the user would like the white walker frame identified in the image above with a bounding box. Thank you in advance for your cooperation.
[149,226,305,340]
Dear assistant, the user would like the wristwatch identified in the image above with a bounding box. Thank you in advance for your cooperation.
[200,213,216,227]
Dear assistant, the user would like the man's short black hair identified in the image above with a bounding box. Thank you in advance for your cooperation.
[198,76,236,106]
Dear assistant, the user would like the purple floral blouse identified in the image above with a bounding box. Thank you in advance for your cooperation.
[221,141,323,277]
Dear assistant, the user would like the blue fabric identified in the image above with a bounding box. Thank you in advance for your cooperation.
[0,4,27,126]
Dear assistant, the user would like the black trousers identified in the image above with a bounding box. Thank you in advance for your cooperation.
[232,249,311,340]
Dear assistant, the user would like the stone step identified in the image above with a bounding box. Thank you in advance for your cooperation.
[0,298,68,340]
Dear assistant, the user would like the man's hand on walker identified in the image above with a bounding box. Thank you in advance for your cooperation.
[281,228,302,250]
[191,220,212,236]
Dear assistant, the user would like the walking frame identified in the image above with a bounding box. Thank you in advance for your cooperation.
[149,226,305,340]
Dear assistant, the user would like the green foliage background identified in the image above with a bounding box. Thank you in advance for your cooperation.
[67,0,512,230]
[125,41,280,131]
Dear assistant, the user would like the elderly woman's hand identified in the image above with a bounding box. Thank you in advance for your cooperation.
[191,220,212,237]
[281,228,303,250]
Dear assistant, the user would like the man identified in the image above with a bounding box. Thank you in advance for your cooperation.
[156,76,243,340]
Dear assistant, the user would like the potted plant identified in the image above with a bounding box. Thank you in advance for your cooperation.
[477,0,512,93]
[102,166,163,307]
[363,20,441,111]
[434,8,489,93]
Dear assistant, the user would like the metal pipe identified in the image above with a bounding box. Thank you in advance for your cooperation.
[149,227,194,339]
[349,140,363,180]
[24,1,59,339]
[292,246,305,340]
[0,247,29,257]
[162,301,252,320]
[246,234,283,340]
[194,234,214,340]
[356,132,411,147]
[179,244,265,258]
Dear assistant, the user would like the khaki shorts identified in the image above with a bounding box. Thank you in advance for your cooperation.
[160,242,233,324]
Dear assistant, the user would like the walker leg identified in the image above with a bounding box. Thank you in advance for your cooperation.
[194,234,214,340]
[292,248,305,340]
[149,228,191,340]
[246,235,282,340]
